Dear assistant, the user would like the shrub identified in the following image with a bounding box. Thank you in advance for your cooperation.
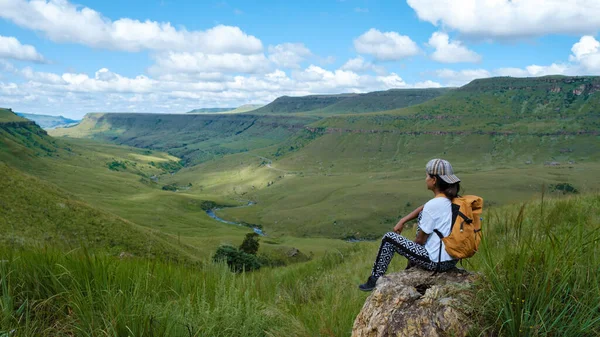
[549,182,578,194]
[161,184,177,191]
[107,160,126,171]
[212,245,261,273]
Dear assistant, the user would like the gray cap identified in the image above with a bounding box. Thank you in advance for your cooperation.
[426,159,460,184]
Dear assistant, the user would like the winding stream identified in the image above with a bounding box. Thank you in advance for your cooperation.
[205,202,266,236]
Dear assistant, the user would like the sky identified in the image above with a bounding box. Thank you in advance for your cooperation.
[1,0,600,118]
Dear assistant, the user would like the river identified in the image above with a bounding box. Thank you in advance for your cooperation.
[205,202,265,236]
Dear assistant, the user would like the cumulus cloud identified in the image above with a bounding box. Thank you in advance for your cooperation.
[569,36,600,73]
[428,32,481,63]
[0,0,262,53]
[433,68,491,86]
[0,35,45,62]
[268,43,312,68]
[149,52,271,77]
[340,56,386,74]
[2,61,444,117]
[407,0,600,39]
[354,28,420,61]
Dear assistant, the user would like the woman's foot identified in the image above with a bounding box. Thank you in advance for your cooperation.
[358,276,378,292]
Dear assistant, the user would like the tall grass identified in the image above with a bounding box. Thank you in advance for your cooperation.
[475,194,600,336]
[0,244,375,337]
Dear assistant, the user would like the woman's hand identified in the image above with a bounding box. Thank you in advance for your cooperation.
[393,221,405,234]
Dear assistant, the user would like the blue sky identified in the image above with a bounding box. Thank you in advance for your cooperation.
[1,0,600,118]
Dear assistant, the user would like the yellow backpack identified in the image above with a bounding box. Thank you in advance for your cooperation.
[433,195,484,264]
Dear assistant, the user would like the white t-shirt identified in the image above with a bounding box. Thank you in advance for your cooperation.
[418,197,454,262]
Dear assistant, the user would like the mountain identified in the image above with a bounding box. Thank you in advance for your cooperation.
[251,94,356,114]
[16,112,80,129]
[49,113,317,165]
[250,88,449,115]
[317,88,451,114]
[187,104,264,114]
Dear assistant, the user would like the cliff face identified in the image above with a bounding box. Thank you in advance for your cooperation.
[352,268,479,337]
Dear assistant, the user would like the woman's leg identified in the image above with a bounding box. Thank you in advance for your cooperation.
[371,232,437,278]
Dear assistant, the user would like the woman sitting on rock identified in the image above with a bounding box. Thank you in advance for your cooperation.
[359,158,460,291]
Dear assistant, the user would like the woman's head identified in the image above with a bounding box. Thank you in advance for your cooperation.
[425,159,461,199]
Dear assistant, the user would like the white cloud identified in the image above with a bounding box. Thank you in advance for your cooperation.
[0,35,45,62]
[434,63,571,86]
[2,61,444,117]
[149,52,271,76]
[354,7,369,13]
[0,0,262,53]
[268,43,312,68]
[354,28,420,61]
[569,36,600,73]
[407,0,600,39]
[340,56,386,74]
[428,32,481,63]
[413,80,442,88]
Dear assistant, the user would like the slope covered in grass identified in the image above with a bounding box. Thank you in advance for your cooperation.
[50,113,317,165]
[316,88,451,114]
[251,89,449,115]
[0,194,598,336]
[0,163,200,261]
[251,94,355,114]
[0,108,27,122]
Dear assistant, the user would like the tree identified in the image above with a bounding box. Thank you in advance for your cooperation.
[239,233,260,255]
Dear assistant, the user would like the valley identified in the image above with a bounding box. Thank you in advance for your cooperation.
[1,76,599,336]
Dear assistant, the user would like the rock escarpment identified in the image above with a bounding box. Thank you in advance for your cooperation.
[352,268,478,337]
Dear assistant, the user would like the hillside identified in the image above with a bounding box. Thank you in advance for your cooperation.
[0,107,27,122]
[16,112,80,129]
[317,88,451,114]
[0,163,198,261]
[249,89,449,115]
[251,94,356,114]
[50,113,318,165]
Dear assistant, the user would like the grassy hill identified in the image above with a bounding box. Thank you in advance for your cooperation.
[317,88,451,114]
[0,107,27,122]
[251,94,356,114]
[50,113,318,165]
[16,112,79,129]
[250,89,449,115]
[0,163,199,261]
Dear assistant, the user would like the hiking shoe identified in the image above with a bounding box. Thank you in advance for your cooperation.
[358,276,378,292]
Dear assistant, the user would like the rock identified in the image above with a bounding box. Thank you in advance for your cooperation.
[352,268,478,337]
[119,251,134,259]
[287,248,300,257]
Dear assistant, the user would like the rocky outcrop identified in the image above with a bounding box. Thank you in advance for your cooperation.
[352,268,479,337]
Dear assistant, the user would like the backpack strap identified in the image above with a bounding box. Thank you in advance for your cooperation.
[433,229,444,274]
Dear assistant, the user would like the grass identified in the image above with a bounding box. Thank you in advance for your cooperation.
[0,109,27,123]
[473,194,600,336]
[0,194,598,336]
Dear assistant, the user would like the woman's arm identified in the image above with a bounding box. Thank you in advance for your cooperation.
[393,205,424,234]
[414,230,429,245]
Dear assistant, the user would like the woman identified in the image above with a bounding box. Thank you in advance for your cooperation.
[358,158,460,292]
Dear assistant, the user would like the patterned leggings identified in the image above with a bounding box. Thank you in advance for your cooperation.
[371,231,457,278]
